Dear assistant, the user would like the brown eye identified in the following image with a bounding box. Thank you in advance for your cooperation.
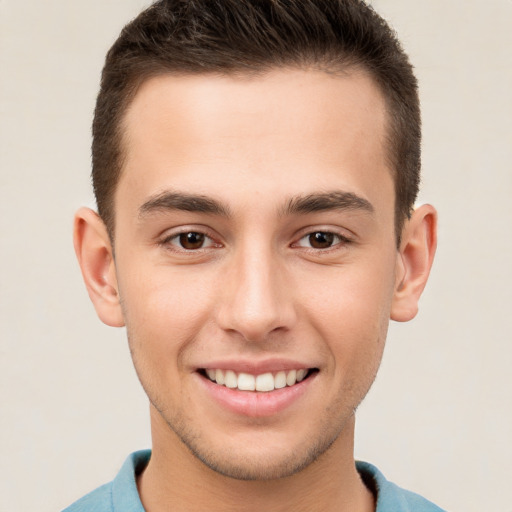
[179,232,205,250]
[308,232,335,249]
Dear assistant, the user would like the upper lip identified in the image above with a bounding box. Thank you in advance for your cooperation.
[194,358,318,375]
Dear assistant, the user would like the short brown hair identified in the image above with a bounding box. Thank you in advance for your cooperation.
[92,0,420,242]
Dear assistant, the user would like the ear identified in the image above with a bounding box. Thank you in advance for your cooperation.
[73,207,125,327]
[391,204,437,322]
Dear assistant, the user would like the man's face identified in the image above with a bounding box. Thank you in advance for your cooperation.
[112,69,400,479]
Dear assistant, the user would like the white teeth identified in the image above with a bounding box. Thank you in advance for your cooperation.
[224,370,238,389]
[215,369,225,385]
[274,371,287,389]
[205,368,311,392]
[255,373,274,392]
[286,369,297,386]
[237,372,256,391]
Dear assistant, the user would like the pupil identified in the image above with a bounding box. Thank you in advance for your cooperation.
[309,232,334,249]
[180,232,205,249]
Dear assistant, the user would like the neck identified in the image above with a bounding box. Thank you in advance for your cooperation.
[138,409,374,512]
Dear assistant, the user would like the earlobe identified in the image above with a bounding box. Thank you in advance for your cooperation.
[73,207,125,327]
[390,204,437,322]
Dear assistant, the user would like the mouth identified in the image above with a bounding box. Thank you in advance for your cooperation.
[199,368,319,392]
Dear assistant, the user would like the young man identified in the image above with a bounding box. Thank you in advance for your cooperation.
[67,1,442,510]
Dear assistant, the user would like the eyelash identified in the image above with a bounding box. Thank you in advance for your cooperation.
[157,229,352,253]
[292,231,352,252]
[158,228,221,252]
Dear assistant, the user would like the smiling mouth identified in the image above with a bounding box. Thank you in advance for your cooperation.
[199,368,318,392]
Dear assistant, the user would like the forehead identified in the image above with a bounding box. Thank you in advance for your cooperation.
[117,68,392,219]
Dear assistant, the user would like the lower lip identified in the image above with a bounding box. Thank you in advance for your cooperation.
[196,372,316,418]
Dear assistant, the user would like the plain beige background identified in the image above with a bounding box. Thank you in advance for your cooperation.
[1,1,511,511]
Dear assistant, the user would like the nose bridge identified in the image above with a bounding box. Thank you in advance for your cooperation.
[217,238,294,342]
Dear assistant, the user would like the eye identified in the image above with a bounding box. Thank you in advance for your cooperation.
[295,231,348,249]
[165,231,217,251]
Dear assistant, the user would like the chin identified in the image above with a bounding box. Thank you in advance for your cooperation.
[185,437,336,481]
[160,409,346,481]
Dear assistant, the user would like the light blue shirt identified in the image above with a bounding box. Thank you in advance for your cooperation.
[63,450,446,512]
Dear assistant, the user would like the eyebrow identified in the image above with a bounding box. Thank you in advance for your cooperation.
[139,191,231,218]
[138,189,373,220]
[281,191,374,216]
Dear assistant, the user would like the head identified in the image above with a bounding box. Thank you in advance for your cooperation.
[92,0,421,244]
[75,0,436,483]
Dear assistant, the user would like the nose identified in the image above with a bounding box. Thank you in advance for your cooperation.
[215,245,297,343]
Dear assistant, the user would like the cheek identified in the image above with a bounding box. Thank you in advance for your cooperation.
[117,263,215,364]
[297,257,395,364]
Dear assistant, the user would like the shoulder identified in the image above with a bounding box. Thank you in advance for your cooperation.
[356,461,447,512]
[61,450,151,512]
[62,482,113,512]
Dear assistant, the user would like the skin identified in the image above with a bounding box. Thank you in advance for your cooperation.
[74,68,437,512]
